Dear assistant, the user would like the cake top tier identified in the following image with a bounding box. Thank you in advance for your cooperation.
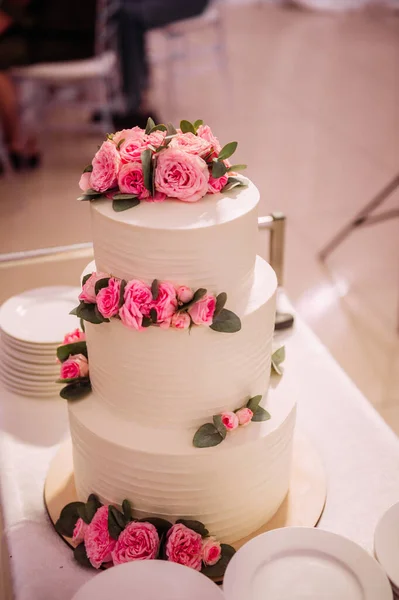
[77,118,248,210]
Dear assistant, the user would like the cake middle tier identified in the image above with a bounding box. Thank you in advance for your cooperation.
[85,256,277,428]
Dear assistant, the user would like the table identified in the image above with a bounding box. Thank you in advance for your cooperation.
[1,308,399,600]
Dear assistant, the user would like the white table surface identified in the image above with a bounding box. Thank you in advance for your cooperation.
[0,311,399,600]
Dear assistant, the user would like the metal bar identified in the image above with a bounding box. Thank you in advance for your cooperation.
[358,209,399,228]
[0,242,93,266]
[258,213,286,287]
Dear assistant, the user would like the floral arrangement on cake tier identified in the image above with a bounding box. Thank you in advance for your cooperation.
[55,494,235,579]
[70,272,241,333]
[78,118,248,211]
[56,328,91,400]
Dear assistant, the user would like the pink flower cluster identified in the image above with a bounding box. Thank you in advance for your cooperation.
[220,407,253,431]
[72,508,222,571]
[58,328,88,381]
[79,123,230,203]
[79,272,218,331]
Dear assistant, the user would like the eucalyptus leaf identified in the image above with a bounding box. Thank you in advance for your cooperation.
[83,188,103,196]
[212,414,227,439]
[178,288,207,313]
[57,341,88,363]
[214,292,227,317]
[112,193,138,200]
[142,316,152,328]
[271,360,283,375]
[193,119,204,131]
[180,120,195,134]
[246,395,262,412]
[212,160,227,179]
[271,346,285,366]
[218,141,238,161]
[228,164,247,172]
[122,499,133,522]
[201,544,236,578]
[69,305,79,316]
[176,519,209,538]
[77,504,90,524]
[108,506,126,540]
[94,277,110,295]
[166,122,177,137]
[210,309,241,333]
[222,176,245,192]
[119,280,127,308]
[141,148,153,192]
[193,423,224,448]
[145,117,156,134]
[150,308,158,324]
[60,380,91,401]
[56,376,84,384]
[55,501,85,537]
[82,273,92,286]
[77,195,95,202]
[140,517,173,536]
[151,279,159,300]
[83,164,93,173]
[76,303,104,325]
[116,138,125,150]
[79,318,85,333]
[149,124,167,134]
[252,406,271,422]
[112,198,140,212]
[73,543,93,569]
[85,494,102,523]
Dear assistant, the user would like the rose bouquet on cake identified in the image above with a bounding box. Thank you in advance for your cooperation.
[78,118,248,211]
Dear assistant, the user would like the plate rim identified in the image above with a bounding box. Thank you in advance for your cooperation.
[374,501,399,590]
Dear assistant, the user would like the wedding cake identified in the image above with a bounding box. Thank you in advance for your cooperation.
[56,119,296,573]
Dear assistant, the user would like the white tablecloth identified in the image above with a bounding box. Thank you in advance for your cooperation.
[1,312,399,600]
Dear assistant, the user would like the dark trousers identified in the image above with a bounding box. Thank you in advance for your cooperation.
[118,0,210,111]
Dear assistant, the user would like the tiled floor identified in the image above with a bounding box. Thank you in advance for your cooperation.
[0,3,398,431]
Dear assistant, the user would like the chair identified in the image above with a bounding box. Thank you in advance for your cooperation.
[11,0,123,138]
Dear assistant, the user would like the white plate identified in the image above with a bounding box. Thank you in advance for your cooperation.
[72,560,224,600]
[1,334,60,353]
[375,501,399,590]
[0,356,59,376]
[0,383,58,398]
[1,346,59,365]
[224,527,392,600]
[0,286,80,344]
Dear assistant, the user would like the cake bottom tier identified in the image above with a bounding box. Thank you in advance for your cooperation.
[68,383,296,544]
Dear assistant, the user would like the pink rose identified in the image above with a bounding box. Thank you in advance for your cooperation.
[202,537,222,567]
[118,129,146,163]
[169,132,212,158]
[119,279,152,331]
[118,162,150,199]
[60,354,89,380]
[176,286,194,304]
[79,272,109,304]
[188,294,216,326]
[155,148,209,203]
[236,407,253,427]
[147,129,166,149]
[84,506,116,569]
[208,173,229,194]
[196,124,222,154]
[171,312,190,330]
[166,523,202,571]
[113,126,142,147]
[96,278,121,319]
[79,172,91,192]
[63,328,85,345]
[90,141,120,193]
[72,518,88,545]
[111,522,159,565]
[221,411,239,431]
[149,281,177,324]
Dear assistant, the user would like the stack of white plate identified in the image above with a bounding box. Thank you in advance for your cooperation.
[0,286,80,398]
[375,501,399,599]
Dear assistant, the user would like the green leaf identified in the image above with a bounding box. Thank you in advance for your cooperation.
[112,198,140,212]
[246,395,262,412]
[69,306,79,316]
[145,117,156,135]
[106,133,114,141]
[210,309,241,333]
[141,148,153,192]
[82,273,92,286]
[142,316,152,328]
[252,406,271,422]
[218,141,238,161]
[108,506,126,540]
[119,279,127,309]
[193,119,204,131]
[77,504,90,524]
[85,494,102,523]
[178,288,207,313]
[83,164,93,173]
[57,341,88,363]
[166,122,177,136]
[94,277,110,296]
[228,164,247,172]
[83,188,102,196]
[202,544,236,578]
[214,292,227,317]
[77,195,95,201]
[112,193,138,200]
[55,501,85,537]
[150,308,158,324]
[94,304,109,324]
[140,517,172,536]
[180,120,195,134]
[193,423,224,448]
[122,499,133,522]
[272,346,285,366]
[73,543,93,569]
[76,303,104,325]
[116,138,125,150]
[60,380,91,401]
[149,124,167,134]
[222,176,245,192]
[212,160,228,179]
[56,376,86,384]
[176,519,209,538]
[151,279,159,300]
[212,414,227,440]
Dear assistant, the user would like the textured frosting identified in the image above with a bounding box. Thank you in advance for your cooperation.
[85,256,277,428]
[69,376,296,544]
[90,182,259,299]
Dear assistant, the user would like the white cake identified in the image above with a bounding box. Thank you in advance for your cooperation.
[68,181,296,544]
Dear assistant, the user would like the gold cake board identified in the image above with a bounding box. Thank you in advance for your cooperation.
[45,433,327,564]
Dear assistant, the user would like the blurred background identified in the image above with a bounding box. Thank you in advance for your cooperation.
[0,0,398,431]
